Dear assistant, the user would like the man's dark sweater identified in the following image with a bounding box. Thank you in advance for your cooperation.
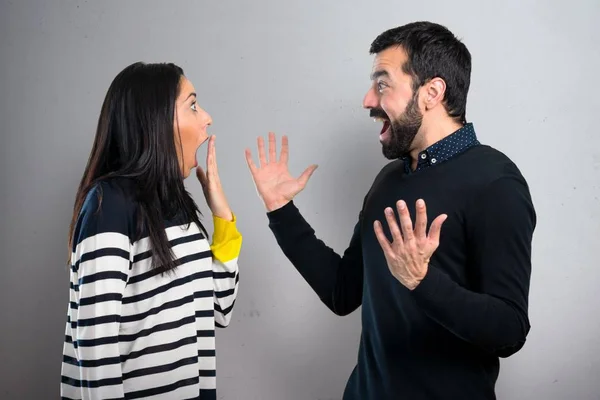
[266,124,536,399]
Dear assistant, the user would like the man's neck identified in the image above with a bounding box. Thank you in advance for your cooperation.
[409,119,464,170]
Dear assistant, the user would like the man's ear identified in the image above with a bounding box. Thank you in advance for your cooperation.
[424,77,446,110]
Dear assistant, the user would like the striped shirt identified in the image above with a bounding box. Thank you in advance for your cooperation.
[60,179,242,400]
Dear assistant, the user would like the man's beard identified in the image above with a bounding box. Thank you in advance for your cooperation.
[370,92,423,160]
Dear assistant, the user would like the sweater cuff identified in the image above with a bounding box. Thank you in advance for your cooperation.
[411,263,444,302]
[266,200,297,223]
[211,213,242,262]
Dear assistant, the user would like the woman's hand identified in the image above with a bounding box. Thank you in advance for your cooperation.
[196,135,233,221]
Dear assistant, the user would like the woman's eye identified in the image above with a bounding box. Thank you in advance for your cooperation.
[191,102,197,111]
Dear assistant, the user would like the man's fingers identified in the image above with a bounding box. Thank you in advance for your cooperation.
[396,200,414,241]
[268,132,277,163]
[414,199,427,240]
[245,149,258,174]
[257,136,268,167]
[428,214,448,246]
[384,207,403,244]
[374,220,393,256]
[298,164,318,187]
[280,135,289,164]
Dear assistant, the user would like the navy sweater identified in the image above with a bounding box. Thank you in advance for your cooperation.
[266,125,536,399]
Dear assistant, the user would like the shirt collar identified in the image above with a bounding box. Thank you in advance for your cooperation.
[402,122,479,173]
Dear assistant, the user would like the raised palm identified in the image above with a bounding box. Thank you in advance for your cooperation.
[245,132,318,212]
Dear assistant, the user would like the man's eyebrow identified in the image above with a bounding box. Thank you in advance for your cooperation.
[370,70,389,80]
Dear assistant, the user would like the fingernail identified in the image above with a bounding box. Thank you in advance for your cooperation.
[398,201,406,209]
[417,199,424,207]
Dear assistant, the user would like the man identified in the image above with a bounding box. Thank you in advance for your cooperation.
[245,21,536,399]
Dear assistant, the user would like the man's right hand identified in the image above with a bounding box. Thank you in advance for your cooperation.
[245,132,318,212]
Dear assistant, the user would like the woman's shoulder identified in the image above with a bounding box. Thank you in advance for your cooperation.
[83,178,135,212]
[77,178,137,241]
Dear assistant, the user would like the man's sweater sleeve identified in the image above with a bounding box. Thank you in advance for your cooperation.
[411,176,536,357]
[267,201,364,316]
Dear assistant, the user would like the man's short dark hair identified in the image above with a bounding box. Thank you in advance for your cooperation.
[370,21,471,123]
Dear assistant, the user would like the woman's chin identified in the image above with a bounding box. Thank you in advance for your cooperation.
[180,165,194,179]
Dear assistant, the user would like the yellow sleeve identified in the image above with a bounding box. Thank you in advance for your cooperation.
[210,213,242,263]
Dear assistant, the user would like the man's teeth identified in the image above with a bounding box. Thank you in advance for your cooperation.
[374,118,386,122]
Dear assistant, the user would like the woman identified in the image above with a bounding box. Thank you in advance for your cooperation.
[60,62,242,400]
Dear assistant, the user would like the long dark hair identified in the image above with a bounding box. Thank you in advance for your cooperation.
[68,62,207,273]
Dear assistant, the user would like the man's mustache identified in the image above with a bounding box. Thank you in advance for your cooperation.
[369,108,389,120]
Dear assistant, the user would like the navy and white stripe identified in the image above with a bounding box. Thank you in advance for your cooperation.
[61,181,239,400]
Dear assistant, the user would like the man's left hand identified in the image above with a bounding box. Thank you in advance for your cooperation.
[374,199,447,290]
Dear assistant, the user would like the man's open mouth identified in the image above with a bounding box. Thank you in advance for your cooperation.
[373,117,391,141]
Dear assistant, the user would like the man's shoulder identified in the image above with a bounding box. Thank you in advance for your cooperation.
[457,145,535,216]
[461,144,528,184]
